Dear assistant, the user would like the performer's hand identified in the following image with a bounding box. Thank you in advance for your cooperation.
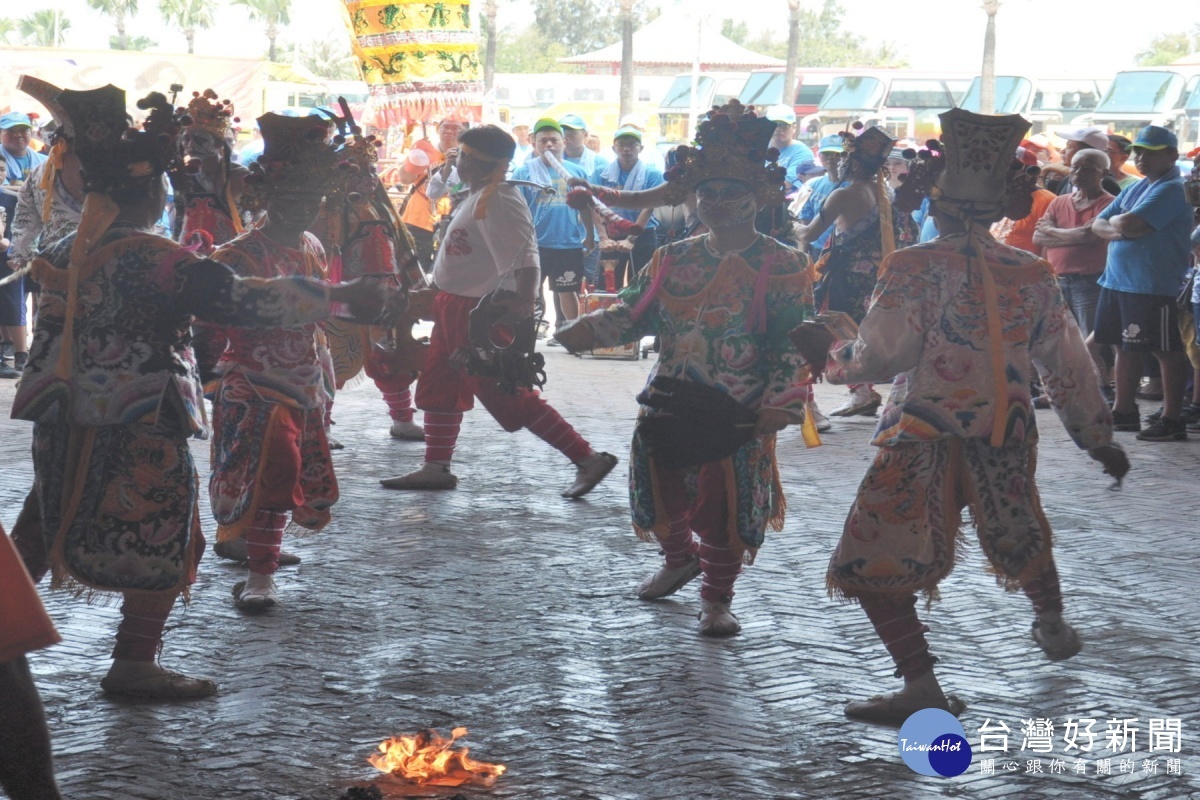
[1088,443,1130,486]
[330,278,405,325]
[755,407,794,436]
[554,319,595,353]
[788,321,836,376]
[583,235,596,254]
[566,177,592,190]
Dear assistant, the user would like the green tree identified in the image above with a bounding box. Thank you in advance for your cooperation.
[110,34,156,49]
[159,0,215,54]
[1136,28,1200,66]
[299,36,359,81]
[722,1,904,67]
[532,0,652,56]
[19,10,70,47]
[0,17,19,43]
[231,0,291,62]
[494,26,578,74]
[87,0,137,50]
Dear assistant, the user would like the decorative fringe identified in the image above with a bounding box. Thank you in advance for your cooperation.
[876,170,896,260]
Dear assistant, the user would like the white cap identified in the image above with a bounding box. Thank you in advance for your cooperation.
[764,105,797,125]
[1061,125,1108,150]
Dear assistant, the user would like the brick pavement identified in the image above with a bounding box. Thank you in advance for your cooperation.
[2,346,1199,800]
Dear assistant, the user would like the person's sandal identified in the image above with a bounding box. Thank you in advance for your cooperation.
[844,692,966,726]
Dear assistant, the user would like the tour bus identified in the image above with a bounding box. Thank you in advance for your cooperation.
[737,67,854,125]
[801,70,971,144]
[657,71,749,144]
[1075,67,1200,145]
[957,76,1107,134]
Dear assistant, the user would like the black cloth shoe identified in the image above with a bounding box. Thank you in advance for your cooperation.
[1136,416,1187,442]
[1111,406,1141,432]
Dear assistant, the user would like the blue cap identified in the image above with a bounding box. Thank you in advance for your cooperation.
[613,125,642,142]
[1131,125,1178,151]
[558,113,587,131]
[0,112,33,130]
[818,134,844,153]
[765,105,796,125]
[797,162,826,178]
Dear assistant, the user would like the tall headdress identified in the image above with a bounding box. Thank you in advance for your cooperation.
[240,112,339,210]
[18,75,73,222]
[840,125,895,174]
[893,109,1037,224]
[180,89,236,140]
[662,100,785,206]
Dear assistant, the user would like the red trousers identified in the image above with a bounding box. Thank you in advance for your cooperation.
[415,292,554,432]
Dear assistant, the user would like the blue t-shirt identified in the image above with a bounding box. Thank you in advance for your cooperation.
[511,158,590,250]
[798,175,847,251]
[596,161,665,229]
[2,147,47,184]
[565,149,608,182]
[1098,167,1193,297]
[775,142,815,191]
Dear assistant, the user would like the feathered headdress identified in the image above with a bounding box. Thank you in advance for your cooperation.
[180,89,236,139]
[662,100,785,206]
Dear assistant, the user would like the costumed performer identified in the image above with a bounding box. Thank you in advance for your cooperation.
[556,101,815,636]
[8,84,393,698]
[207,112,346,611]
[379,125,617,497]
[796,125,917,419]
[791,108,1129,724]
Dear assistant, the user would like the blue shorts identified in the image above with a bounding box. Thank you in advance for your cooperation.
[0,260,25,327]
[1093,288,1182,353]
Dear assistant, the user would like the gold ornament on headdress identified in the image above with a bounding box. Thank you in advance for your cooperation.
[662,100,786,207]
[182,89,236,139]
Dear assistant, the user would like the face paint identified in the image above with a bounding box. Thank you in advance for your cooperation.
[695,180,757,228]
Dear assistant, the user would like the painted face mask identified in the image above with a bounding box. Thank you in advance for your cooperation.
[695,179,757,228]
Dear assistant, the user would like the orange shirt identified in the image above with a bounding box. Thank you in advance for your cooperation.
[399,149,445,234]
[996,188,1055,255]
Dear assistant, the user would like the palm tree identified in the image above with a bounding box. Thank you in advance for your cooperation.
[783,0,802,107]
[299,36,358,81]
[159,0,215,54]
[980,0,1000,114]
[483,0,498,92]
[0,18,18,44]
[231,0,291,62]
[19,10,70,47]
[87,0,137,50]
[618,0,635,120]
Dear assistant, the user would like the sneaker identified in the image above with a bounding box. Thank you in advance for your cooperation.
[213,538,301,567]
[546,338,563,348]
[697,600,741,637]
[809,404,832,433]
[233,573,279,611]
[379,463,458,490]
[1111,406,1141,432]
[830,388,882,417]
[1031,617,1082,661]
[562,452,617,499]
[1146,407,1163,424]
[389,419,426,441]
[0,356,16,379]
[1181,403,1200,425]
[326,432,345,450]
[637,557,702,600]
[1136,416,1187,442]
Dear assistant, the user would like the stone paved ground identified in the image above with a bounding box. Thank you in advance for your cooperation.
[2,344,1200,800]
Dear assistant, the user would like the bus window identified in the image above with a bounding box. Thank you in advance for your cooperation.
[739,72,783,106]
[885,79,955,109]
[821,76,885,111]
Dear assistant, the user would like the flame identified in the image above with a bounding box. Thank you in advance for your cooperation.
[367,727,506,787]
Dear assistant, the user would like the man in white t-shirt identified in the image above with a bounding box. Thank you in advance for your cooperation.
[380,125,616,494]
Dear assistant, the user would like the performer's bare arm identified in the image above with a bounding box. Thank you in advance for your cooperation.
[570,178,671,211]
[797,183,875,247]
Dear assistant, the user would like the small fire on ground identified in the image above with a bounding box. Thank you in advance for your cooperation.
[368,727,506,787]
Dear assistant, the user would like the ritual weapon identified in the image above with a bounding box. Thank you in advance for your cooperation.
[451,290,546,394]
[635,376,759,469]
[541,151,643,240]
